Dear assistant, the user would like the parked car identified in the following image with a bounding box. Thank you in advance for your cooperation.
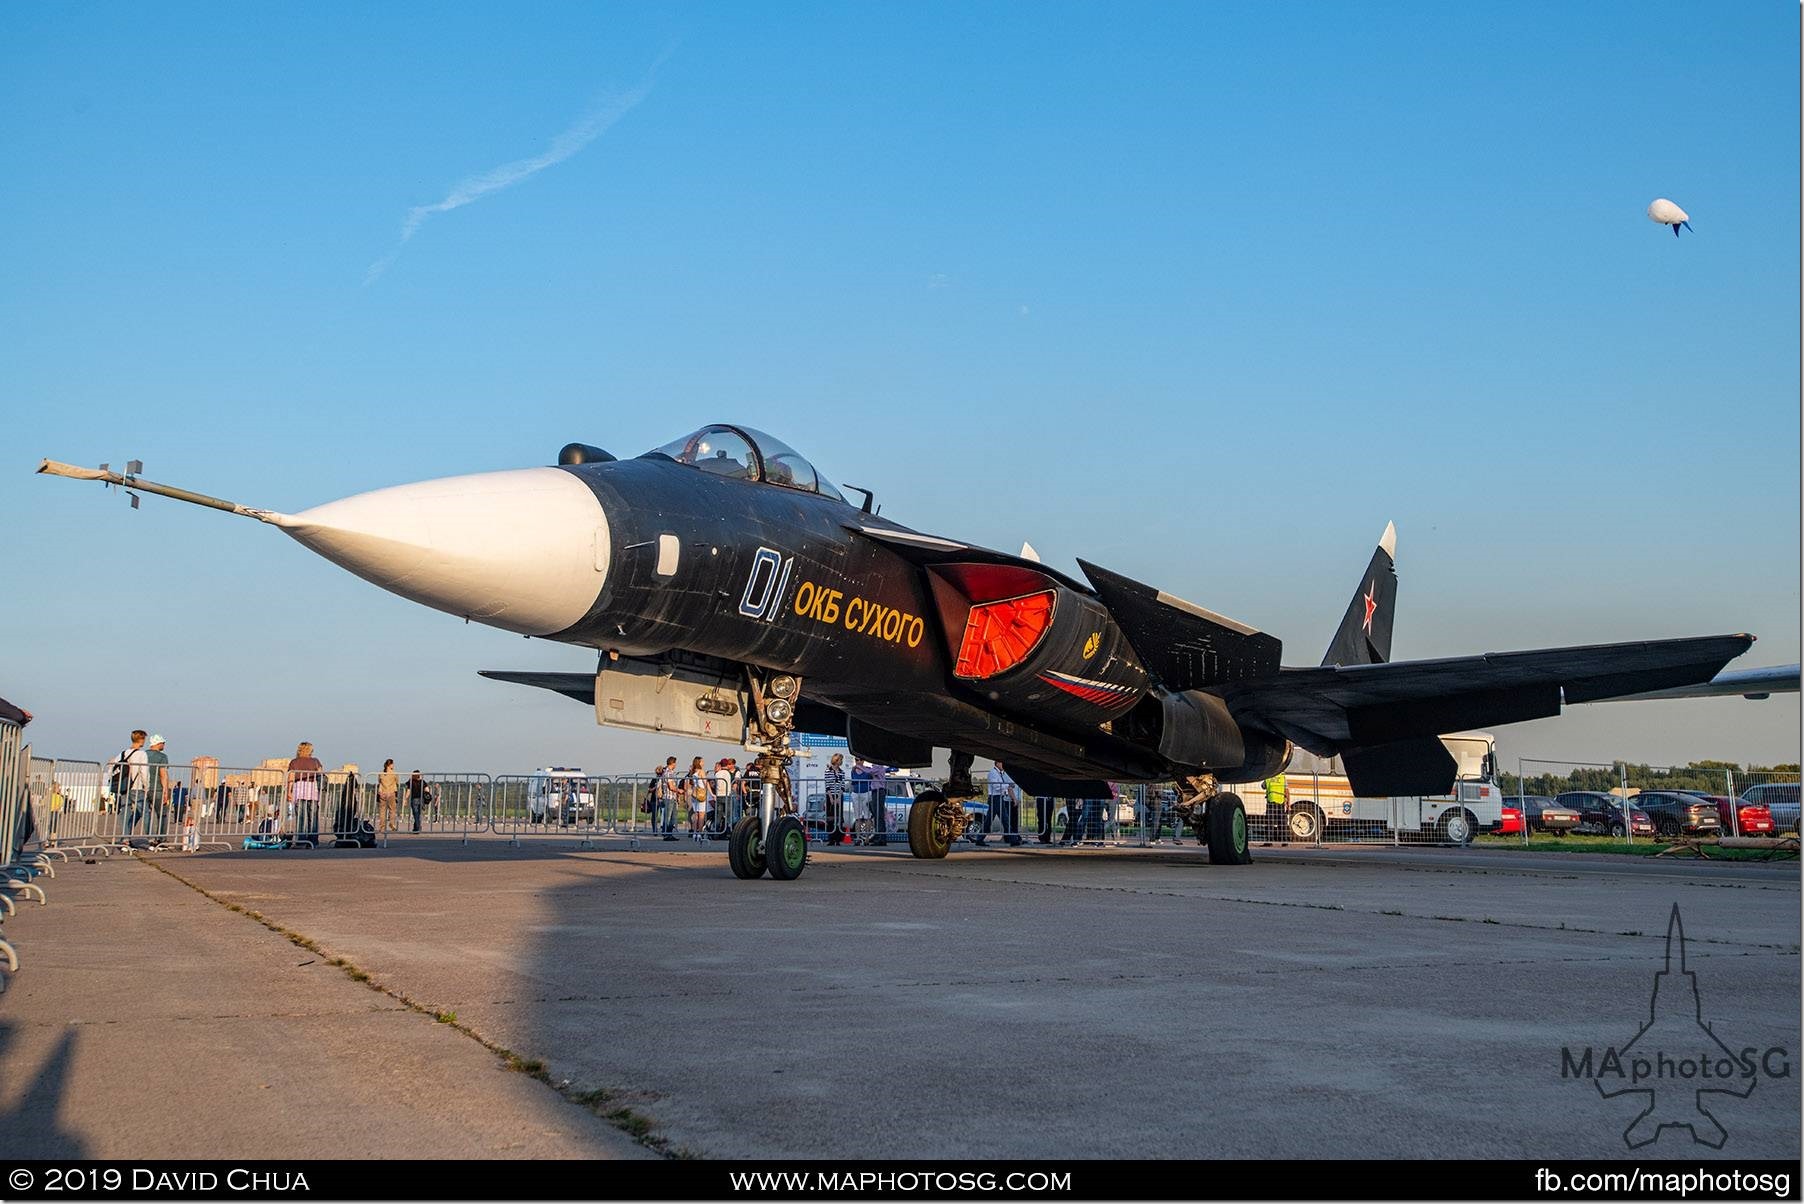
[1632,791,1722,837]
[1505,795,1580,835]
[527,767,595,825]
[1682,793,1774,836]
[1491,804,1524,836]
[1556,791,1655,838]
[1737,784,1800,835]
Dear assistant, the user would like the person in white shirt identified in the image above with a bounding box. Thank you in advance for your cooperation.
[982,761,1022,846]
[712,759,737,837]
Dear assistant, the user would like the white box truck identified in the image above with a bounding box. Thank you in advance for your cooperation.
[1244,732,1502,845]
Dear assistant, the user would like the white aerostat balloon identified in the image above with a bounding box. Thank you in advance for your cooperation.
[1647,198,1692,237]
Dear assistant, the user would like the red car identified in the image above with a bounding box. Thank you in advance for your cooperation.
[1693,793,1774,835]
[1494,805,1524,836]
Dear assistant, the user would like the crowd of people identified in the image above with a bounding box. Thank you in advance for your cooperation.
[639,751,906,844]
[638,752,1150,847]
[76,733,1186,853]
[91,733,447,850]
[645,753,776,842]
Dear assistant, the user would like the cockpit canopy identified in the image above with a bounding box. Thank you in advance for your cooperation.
[645,425,846,503]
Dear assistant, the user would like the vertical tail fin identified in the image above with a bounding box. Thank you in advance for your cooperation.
[1322,522,1397,667]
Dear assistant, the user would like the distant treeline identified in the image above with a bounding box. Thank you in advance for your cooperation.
[1499,760,1801,798]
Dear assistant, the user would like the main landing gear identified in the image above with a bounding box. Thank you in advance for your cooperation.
[906,751,978,859]
[1176,773,1251,865]
[728,671,811,882]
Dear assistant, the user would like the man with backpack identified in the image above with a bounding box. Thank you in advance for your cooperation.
[108,730,150,849]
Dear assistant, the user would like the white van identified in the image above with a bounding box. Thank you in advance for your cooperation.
[527,768,595,825]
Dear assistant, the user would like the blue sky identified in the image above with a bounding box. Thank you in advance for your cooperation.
[2,1,1797,774]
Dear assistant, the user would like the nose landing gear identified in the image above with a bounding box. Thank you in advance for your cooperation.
[730,670,809,881]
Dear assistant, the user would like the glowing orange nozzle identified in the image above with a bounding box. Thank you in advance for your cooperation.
[953,591,1055,678]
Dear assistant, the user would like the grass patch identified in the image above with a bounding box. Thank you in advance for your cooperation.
[606,1108,653,1139]
[1474,834,1791,861]
[507,1054,549,1078]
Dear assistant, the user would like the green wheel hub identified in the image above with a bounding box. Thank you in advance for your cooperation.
[778,826,806,872]
[1232,808,1247,855]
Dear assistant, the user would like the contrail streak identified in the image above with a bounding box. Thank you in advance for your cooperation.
[365,74,657,285]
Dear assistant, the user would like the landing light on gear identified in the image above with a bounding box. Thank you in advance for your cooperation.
[736,668,807,881]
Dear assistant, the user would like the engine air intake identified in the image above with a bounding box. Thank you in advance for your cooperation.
[954,590,1055,679]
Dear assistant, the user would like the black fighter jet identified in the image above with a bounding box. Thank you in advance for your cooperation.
[40,425,1772,880]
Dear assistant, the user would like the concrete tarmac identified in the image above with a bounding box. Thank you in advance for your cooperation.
[2,839,1797,1160]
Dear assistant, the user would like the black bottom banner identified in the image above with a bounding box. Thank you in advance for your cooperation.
[2,1160,1799,1202]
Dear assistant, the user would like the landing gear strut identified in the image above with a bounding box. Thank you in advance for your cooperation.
[906,751,978,859]
[731,670,808,881]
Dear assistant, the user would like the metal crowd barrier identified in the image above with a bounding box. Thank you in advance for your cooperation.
[4,726,63,979]
[25,747,1796,861]
[19,759,497,853]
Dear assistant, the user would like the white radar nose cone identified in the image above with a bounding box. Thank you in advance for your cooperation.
[276,467,609,636]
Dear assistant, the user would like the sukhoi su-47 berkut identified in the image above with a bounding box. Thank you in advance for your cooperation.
[41,424,1782,880]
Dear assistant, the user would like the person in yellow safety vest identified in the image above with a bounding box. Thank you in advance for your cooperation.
[1264,773,1288,837]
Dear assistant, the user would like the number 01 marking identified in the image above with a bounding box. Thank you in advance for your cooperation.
[739,546,792,621]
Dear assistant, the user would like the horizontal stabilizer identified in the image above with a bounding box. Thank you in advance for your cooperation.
[1076,560,1281,690]
[1218,633,1754,754]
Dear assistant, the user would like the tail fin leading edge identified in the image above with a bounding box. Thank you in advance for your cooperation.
[1322,522,1397,668]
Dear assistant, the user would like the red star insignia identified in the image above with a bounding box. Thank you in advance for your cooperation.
[1362,581,1378,633]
